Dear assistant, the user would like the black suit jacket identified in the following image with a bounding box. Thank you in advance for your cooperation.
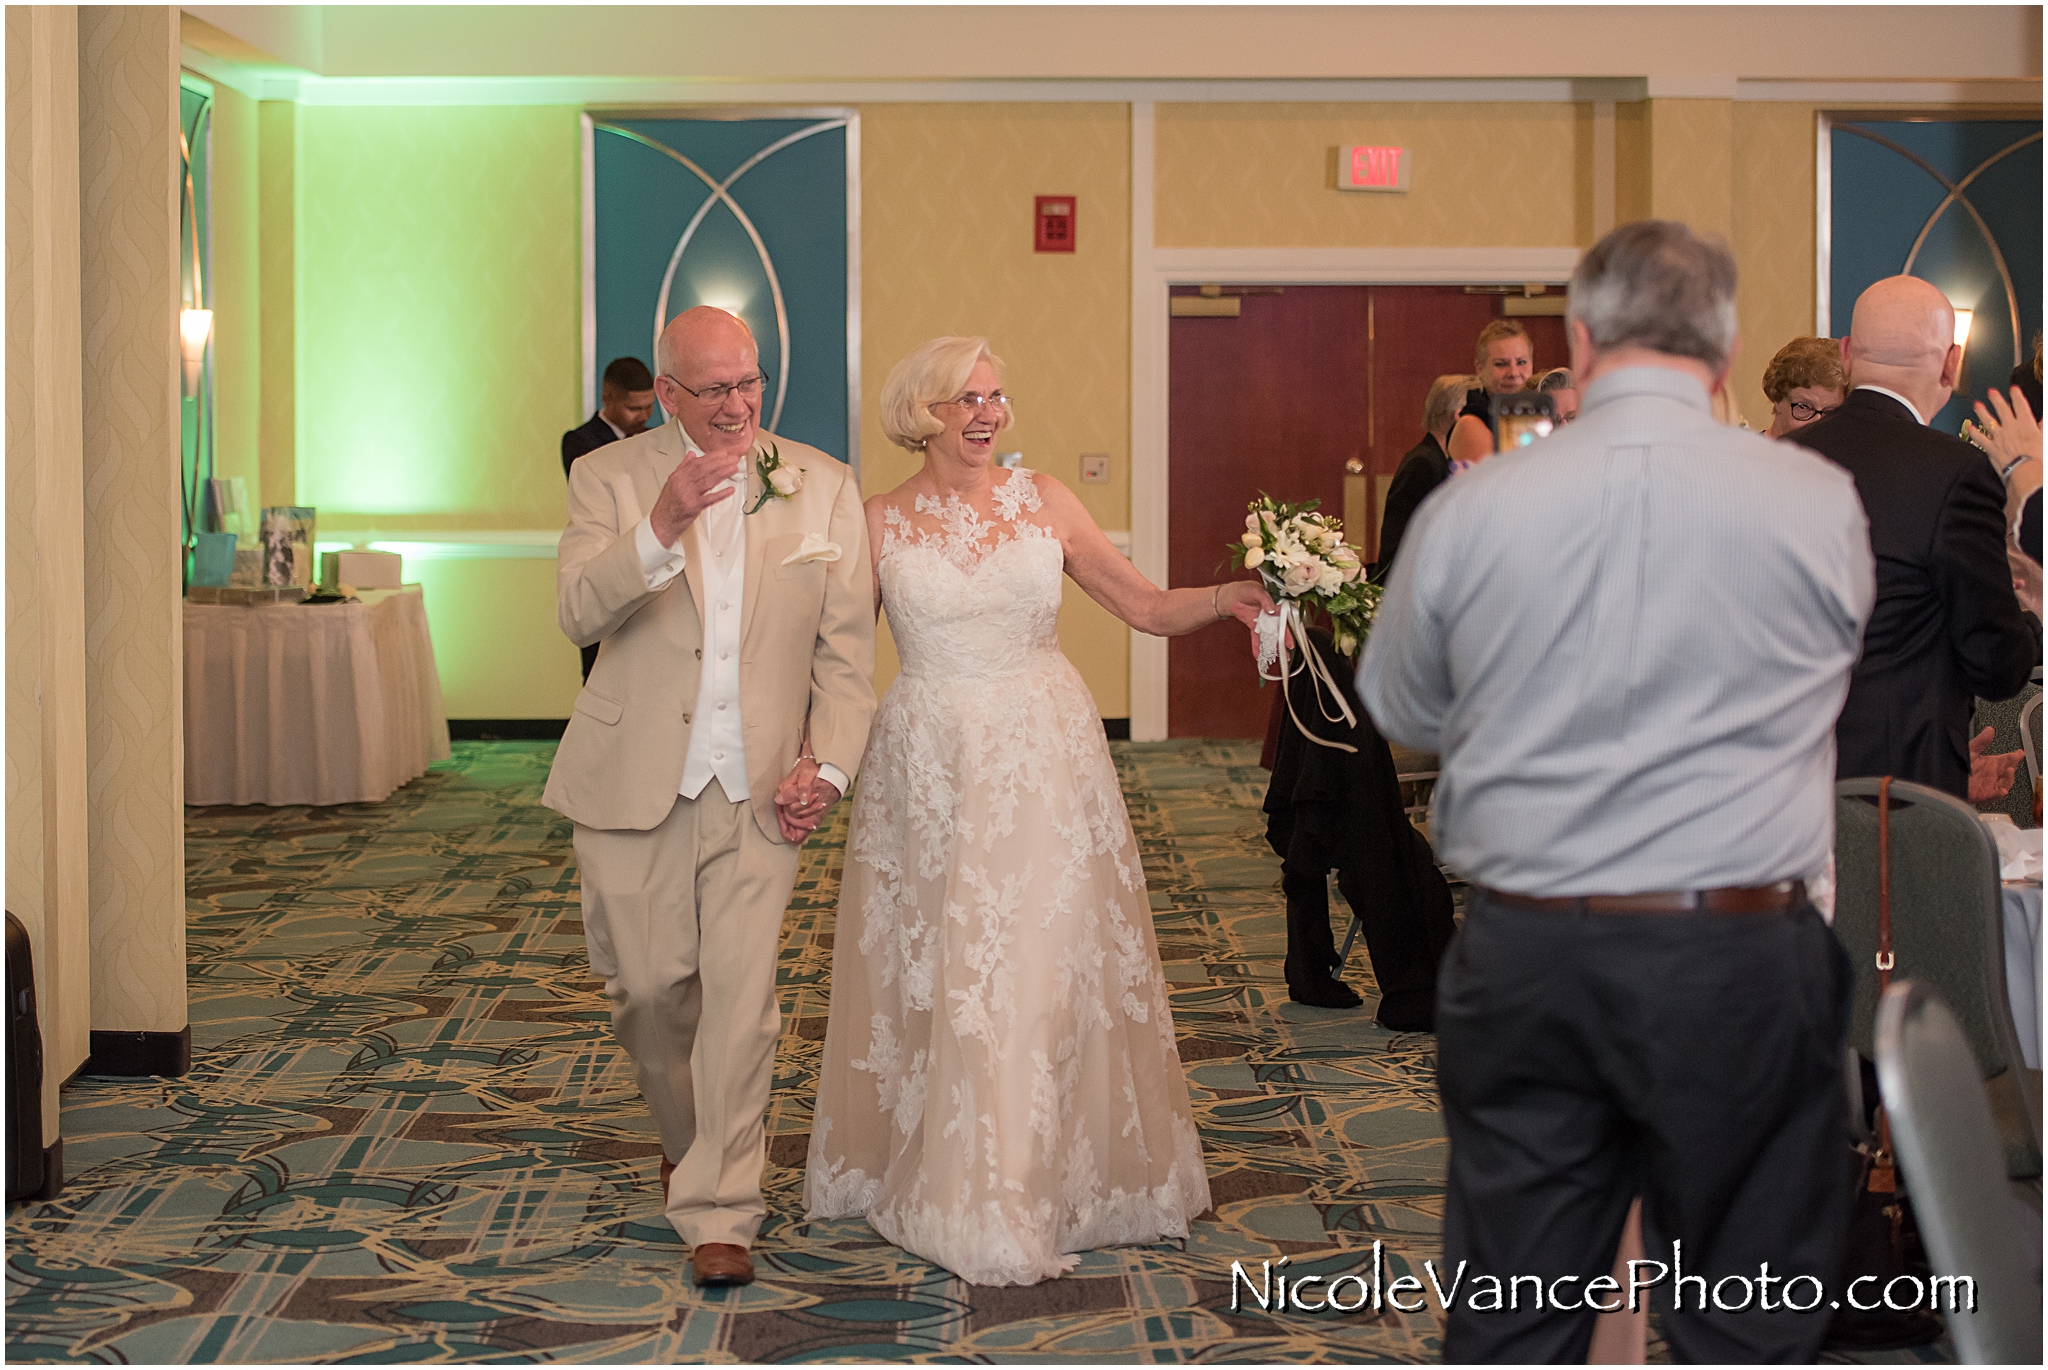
[1794,388,2039,797]
[561,413,621,479]
[1372,434,1449,584]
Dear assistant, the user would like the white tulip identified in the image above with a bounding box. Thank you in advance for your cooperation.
[1244,547,1265,569]
[1242,530,1262,549]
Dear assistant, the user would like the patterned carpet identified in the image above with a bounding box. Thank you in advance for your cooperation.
[5,741,1952,1363]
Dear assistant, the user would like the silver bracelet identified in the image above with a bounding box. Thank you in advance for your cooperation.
[1212,584,1226,620]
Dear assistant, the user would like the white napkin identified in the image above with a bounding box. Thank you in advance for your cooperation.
[780,532,842,567]
[1980,814,2044,882]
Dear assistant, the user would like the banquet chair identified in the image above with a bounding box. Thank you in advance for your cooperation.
[1386,744,1438,830]
[2023,692,2041,792]
[1875,981,2043,1365]
[1834,778,2041,1182]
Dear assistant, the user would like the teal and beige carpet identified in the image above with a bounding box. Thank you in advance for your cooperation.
[5,741,1948,1363]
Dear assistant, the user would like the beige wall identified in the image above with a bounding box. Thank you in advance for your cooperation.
[859,103,1133,712]
[1730,102,1823,431]
[1156,102,1588,249]
[6,2,93,1130]
[78,4,187,1037]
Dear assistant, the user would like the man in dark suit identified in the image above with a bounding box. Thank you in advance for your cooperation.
[562,357,658,679]
[1794,275,2038,799]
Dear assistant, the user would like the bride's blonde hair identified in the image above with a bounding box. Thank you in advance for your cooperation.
[879,336,1010,451]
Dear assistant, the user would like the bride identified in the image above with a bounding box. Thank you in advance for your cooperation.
[800,336,1272,1286]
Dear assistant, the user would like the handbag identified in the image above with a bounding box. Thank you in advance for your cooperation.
[1823,776,1944,1350]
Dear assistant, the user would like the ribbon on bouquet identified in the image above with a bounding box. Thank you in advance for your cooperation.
[1253,600,1359,753]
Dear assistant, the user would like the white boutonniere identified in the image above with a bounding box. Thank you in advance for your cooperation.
[744,442,805,515]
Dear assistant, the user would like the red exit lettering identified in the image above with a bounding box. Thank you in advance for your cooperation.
[1351,146,1402,188]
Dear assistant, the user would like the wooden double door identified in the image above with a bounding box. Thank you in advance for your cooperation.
[1165,284,1567,738]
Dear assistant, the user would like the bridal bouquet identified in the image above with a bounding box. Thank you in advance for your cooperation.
[1228,494,1382,751]
[1229,495,1381,658]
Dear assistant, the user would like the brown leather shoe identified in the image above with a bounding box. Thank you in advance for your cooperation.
[690,1242,754,1287]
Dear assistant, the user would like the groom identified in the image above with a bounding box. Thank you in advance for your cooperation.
[545,306,876,1287]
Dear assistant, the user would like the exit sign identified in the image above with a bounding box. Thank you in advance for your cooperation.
[1339,145,1411,192]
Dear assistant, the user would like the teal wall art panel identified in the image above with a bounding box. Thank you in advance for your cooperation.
[585,112,855,466]
[1826,115,2041,434]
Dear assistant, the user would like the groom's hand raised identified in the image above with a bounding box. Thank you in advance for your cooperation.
[773,755,842,844]
[650,449,742,547]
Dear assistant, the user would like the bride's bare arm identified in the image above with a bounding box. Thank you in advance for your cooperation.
[1038,476,1273,636]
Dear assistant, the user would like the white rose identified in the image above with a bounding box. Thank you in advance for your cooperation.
[1245,512,1261,531]
[1243,547,1265,569]
[768,465,802,496]
[1284,561,1318,592]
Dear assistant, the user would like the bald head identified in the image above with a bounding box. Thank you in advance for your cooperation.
[656,306,757,381]
[1842,276,1963,423]
[654,306,763,457]
[1848,277,1954,373]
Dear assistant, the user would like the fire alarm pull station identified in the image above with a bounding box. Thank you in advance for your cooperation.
[1035,196,1075,253]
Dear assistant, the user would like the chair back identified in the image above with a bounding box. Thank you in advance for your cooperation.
[2023,692,2042,791]
[1833,777,2038,1175]
[1875,982,2043,1365]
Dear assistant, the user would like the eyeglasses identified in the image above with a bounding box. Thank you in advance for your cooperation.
[930,391,1011,415]
[664,371,769,405]
[1788,399,1839,422]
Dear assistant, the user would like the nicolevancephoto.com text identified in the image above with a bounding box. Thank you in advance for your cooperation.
[1230,1245,1978,1318]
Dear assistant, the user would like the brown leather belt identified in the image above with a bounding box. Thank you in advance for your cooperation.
[1476,881,1806,915]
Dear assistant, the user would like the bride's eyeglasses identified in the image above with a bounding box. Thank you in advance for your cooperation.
[930,391,1011,416]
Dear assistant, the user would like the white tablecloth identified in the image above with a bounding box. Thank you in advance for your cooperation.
[2004,882,2042,1071]
[183,586,451,806]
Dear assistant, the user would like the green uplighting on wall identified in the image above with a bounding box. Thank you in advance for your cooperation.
[293,105,583,519]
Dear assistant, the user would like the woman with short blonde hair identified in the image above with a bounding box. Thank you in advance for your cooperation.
[877,335,1013,451]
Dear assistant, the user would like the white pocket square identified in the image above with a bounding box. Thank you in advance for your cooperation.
[781,533,842,567]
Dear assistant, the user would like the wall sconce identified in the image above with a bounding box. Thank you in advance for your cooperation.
[180,308,213,395]
[1952,307,1974,396]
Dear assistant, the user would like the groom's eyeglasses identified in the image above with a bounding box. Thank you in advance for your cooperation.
[1788,399,1839,422]
[930,392,1011,415]
[665,372,770,405]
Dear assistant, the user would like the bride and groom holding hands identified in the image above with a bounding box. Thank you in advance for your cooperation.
[546,306,1273,1289]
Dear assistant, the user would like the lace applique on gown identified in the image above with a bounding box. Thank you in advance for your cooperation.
[804,467,1212,1286]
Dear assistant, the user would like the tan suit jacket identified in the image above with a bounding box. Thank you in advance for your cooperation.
[543,421,876,838]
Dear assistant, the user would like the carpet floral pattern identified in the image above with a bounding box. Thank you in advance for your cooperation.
[5,741,1949,1363]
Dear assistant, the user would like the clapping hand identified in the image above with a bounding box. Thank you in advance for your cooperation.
[773,754,841,844]
[1967,725,2024,804]
[1966,386,2043,472]
[650,449,742,547]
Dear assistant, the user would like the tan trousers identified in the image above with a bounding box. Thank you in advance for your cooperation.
[572,781,799,1249]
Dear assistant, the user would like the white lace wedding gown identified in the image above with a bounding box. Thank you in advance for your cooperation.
[803,467,1212,1286]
